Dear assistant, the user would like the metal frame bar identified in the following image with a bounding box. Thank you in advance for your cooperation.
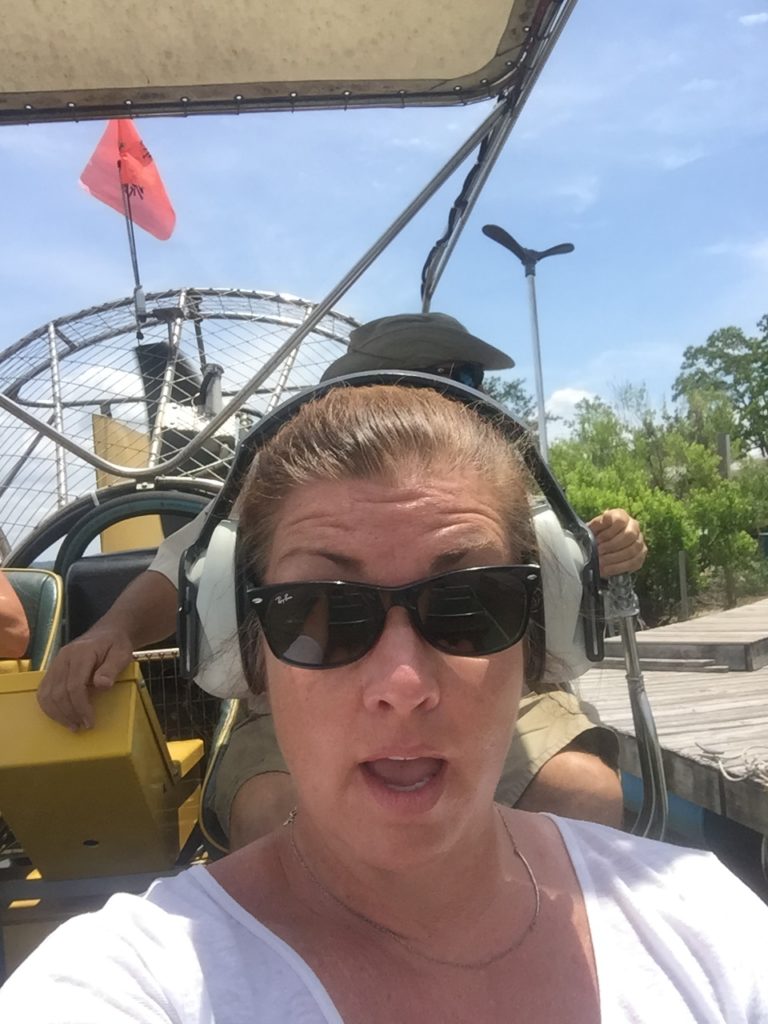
[421,0,579,310]
[146,292,186,467]
[606,576,668,841]
[5,308,355,405]
[46,322,68,508]
[263,310,309,416]
[421,107,516,312]
[0,413,55,501]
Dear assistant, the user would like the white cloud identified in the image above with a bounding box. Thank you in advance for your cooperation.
[656,147,705,170]
[547,387,595,419]
[738,12,768,25]
[703,237,768,270]
[681,77,719,92]
[546,388,596,442]
[552,175,600,213]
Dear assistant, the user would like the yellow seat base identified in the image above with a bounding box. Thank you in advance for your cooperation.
[0,666,204,880]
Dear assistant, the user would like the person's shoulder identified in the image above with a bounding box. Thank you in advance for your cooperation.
[552,814,768,928]
[552,816,768,1015]
[552,814,724,876]
[0,882,200,1022]
[0,866,334,1023]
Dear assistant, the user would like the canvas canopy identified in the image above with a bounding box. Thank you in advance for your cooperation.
[1,0,568,124]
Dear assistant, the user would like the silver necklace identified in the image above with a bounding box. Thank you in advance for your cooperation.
[285,807,541,970]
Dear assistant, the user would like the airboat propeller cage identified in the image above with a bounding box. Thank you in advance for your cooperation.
[2,1,573,124]
[179,371,604,699]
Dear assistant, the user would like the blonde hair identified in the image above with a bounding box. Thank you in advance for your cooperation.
[238,385,543,688]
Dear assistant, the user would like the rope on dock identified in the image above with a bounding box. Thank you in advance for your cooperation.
[695,743,768,786]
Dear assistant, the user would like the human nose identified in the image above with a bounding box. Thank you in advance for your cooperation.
[361,608,440,715]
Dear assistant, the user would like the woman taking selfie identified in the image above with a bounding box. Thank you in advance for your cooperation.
[2,378,766,1022]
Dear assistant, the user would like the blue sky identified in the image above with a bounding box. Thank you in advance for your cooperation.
[1,0,766,427]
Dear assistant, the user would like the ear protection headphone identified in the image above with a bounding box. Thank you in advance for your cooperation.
[178,372,604,698]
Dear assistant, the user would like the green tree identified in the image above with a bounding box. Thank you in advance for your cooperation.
[688,483,757,608]
[733,459,768,533]
[625,489,699,624]
[673,388,739,453]
[482,374,536,422]
[673,315,768,457]
[548,382,768,623]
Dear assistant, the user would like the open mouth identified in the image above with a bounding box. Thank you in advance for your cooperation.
[361,756,445,792]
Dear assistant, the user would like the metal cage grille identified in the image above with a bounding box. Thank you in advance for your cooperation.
[1,288,357,552]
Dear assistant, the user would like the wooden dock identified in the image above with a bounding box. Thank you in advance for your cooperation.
[578,598,768,835]
[603,597,768,670]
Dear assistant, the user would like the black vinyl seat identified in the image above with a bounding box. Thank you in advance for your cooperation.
[64,549,170,644]
[64,548,221,749]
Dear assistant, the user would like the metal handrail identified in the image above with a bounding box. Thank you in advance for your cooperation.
[605,575,668,840]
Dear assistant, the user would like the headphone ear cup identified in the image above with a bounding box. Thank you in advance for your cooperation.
[185,519,251,699]
[534,508,599,685]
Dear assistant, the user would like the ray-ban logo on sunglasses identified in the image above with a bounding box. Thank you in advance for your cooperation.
[275,592,293,605]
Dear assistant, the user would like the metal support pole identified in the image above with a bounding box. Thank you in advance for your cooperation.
[0,413,55,505]
[526,272,548,463]
[482,226,574,466]
[678,550,690,620]
[46,323,69,508]
[605,574,668,841]
[263,309,310,415]
[147,292,187,467]
[421,106,517,313]
[420,0,581,312]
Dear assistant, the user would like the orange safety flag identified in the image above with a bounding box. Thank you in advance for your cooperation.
[80,120,176,240]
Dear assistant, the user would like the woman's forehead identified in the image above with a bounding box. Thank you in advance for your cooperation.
[265,473,518,579]
[277,472,505,523]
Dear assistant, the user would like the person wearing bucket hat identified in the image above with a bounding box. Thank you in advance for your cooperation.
[320,312,514,386]
[37,312,646,849]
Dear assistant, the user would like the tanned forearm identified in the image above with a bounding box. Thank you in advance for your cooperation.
[90,570,179,648]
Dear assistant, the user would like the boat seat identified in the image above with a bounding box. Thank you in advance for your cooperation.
[2,569,63,671]
[64,549,172,644]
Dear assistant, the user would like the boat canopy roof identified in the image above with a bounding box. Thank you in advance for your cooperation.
[1,0,565,124]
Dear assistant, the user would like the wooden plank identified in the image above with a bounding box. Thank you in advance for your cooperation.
[577,663,768,834]
[620,597,768,644]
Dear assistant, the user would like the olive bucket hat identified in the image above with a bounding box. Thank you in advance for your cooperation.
[321,312,514,381]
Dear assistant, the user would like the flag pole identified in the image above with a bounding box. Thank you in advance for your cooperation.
[80,121,175,333]
[119,161,147,340]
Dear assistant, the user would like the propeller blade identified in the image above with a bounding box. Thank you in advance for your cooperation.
[482,223,529,263]
[540,242,575,259]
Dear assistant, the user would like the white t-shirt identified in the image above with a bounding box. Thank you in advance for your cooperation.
[148,508,209,584]
[2,817,766,1023]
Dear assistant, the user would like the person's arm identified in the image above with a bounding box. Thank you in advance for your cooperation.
[0,572,30,659]
[37,509,209,731]
[587,508,647,577]
[36,570,177,731]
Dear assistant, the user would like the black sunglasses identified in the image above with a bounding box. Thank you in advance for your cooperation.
[247,565,540,669]
[424,361,485,389]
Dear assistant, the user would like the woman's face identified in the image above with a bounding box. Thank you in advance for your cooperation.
[263,469,526,867]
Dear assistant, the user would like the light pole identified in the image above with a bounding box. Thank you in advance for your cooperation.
[482,224,574,464]
[483,225,667,838]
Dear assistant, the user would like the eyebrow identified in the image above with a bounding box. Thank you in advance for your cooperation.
[274,548,363,574]
[275,542,506,578]
[429,545,504,574]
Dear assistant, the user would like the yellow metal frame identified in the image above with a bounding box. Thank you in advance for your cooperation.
[0,664,203,880]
